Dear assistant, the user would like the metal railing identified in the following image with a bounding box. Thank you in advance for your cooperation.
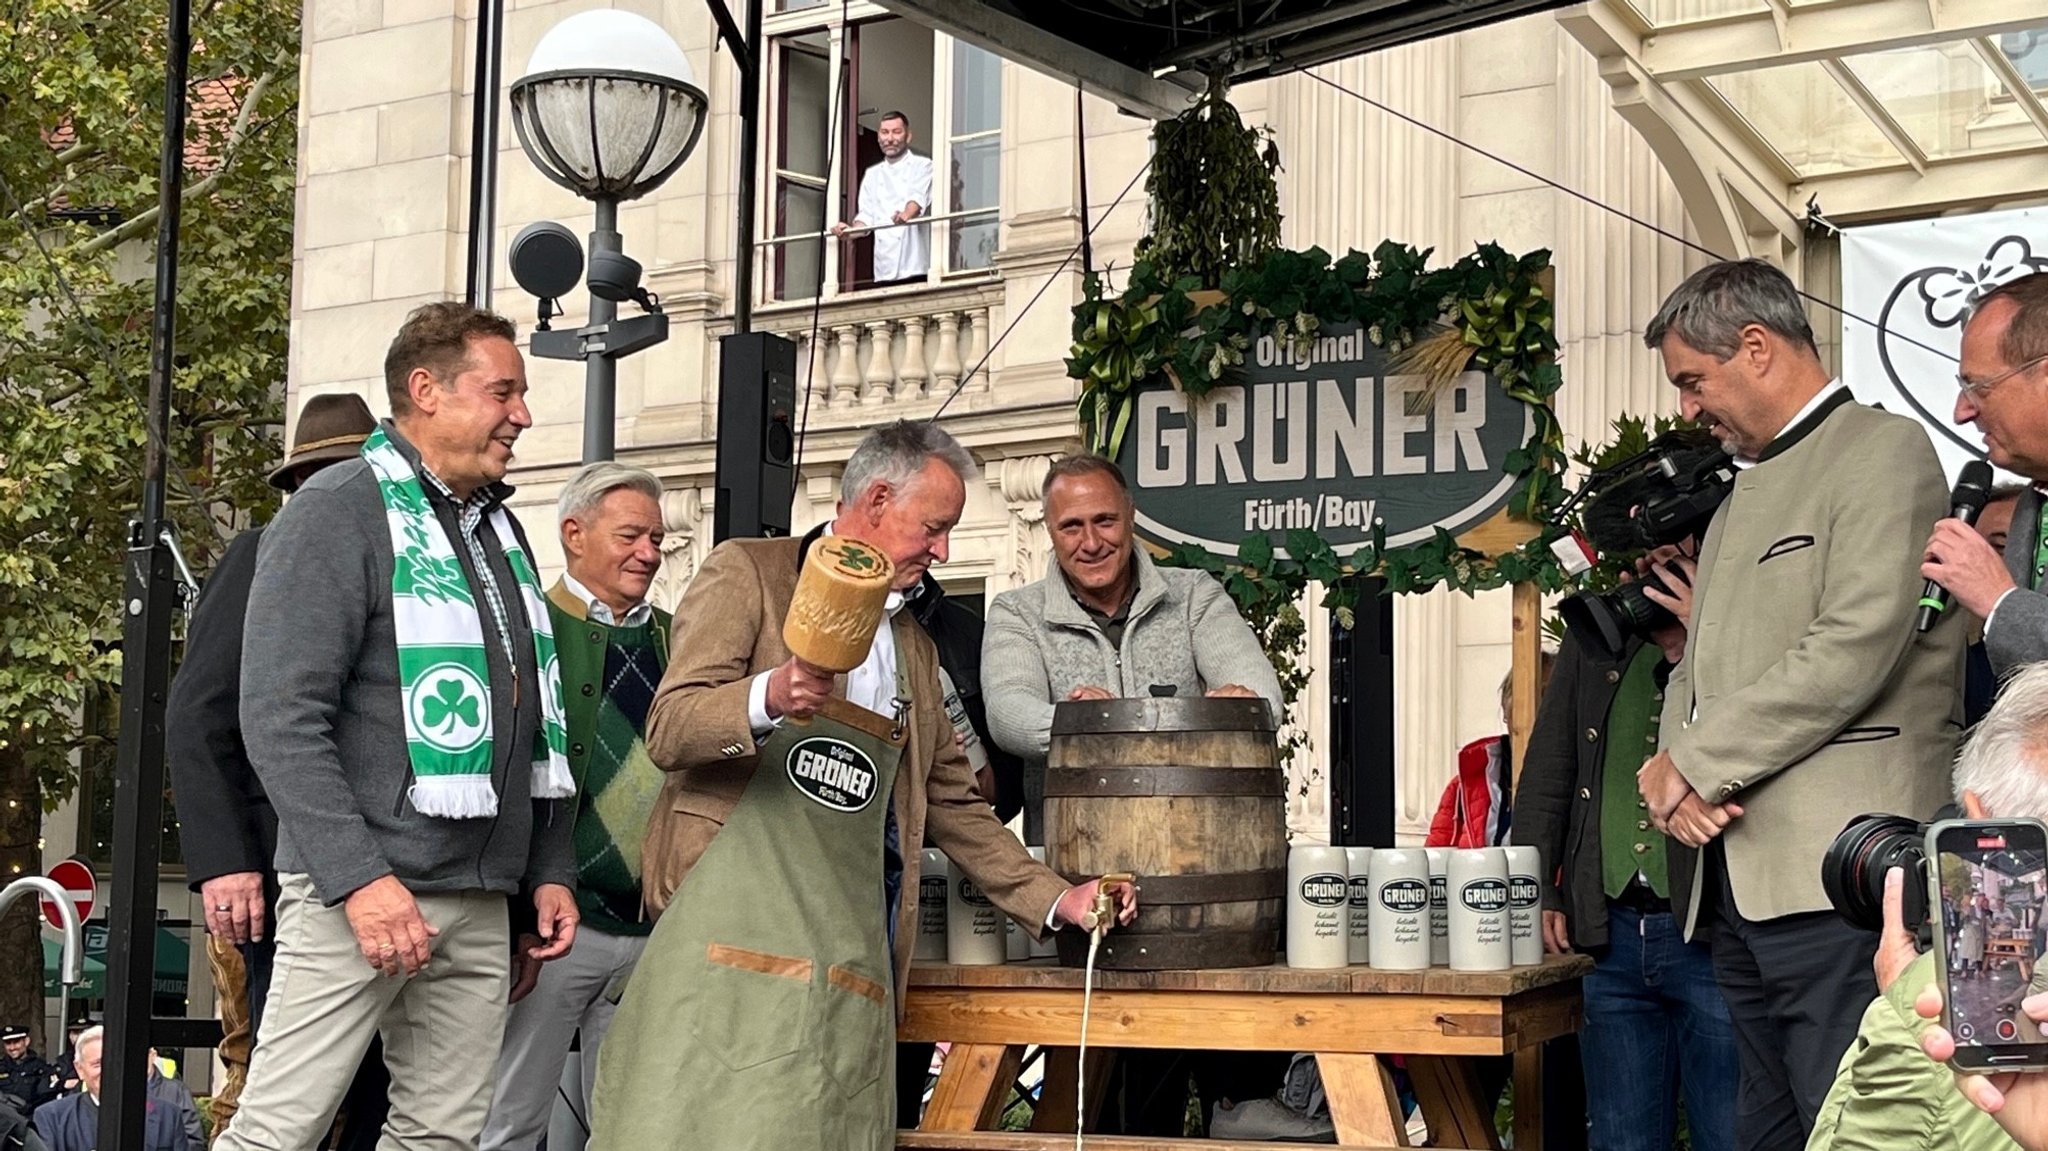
[0,876,85,1052]
[755,206,997,249]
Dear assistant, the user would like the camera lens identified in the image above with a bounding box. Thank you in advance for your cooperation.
[1821,814,1925,933]
[1558,582,1676,659]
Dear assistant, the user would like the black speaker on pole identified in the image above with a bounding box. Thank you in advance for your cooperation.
[714,332,798,542]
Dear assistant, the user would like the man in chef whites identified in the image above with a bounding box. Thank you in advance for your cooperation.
[831,110,933,287]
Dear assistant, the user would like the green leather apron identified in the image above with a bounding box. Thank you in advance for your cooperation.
[587,692,908,1151]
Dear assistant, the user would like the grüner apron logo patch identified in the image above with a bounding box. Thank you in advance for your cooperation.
[1300,873,1348,907]
[1380,879,1429,914]
[958,877,994,907]
[1460,879,1510,914]
[786,736,880,812]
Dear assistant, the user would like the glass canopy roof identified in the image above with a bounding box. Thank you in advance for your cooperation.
[1594,1,2048,186]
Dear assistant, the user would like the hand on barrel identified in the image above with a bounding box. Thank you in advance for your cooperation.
[1205,684,1257,699]
[1067,685,1114,702]
[1055,877,1139,932]
[767,656,836,720]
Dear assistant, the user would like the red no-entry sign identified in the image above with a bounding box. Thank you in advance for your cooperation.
[41,859,95,932]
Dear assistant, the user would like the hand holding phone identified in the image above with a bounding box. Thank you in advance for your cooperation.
[1928,818,2048,1073]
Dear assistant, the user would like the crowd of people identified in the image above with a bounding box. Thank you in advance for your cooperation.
[140,299,1279,1151]
[1509,262,2048,1151]
[1,1022,203,1151]
[47,254,2048,1151]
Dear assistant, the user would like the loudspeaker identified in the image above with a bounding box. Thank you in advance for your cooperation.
[714,332,798,541]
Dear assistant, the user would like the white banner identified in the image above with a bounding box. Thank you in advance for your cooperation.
[1841,207,2048,483]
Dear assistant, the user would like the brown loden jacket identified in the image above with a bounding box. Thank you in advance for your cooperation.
[641,534,1071,1014]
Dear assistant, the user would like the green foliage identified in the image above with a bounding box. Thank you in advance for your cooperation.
[1132,75,1283,290]
[0,0,298,805]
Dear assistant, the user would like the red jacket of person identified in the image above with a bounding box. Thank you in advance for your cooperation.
[1425,735,1510,849]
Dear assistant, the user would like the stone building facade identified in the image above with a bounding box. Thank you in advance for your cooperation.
[288,0,1701,841]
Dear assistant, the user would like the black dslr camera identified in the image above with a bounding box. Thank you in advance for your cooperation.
[1554,429,1737,657]
[1822,806,1972,935]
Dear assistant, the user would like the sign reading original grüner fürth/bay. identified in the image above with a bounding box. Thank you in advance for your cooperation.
[1113,320,1532,559]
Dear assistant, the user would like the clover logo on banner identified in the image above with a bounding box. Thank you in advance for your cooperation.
[410,664,489,754]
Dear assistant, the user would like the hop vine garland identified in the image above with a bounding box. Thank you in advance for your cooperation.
[1067,240,1575,611]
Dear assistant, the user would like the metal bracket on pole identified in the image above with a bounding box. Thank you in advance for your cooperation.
[702,0,754,67]
[530,312,671,364]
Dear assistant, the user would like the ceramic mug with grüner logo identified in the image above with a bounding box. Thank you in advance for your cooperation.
[1368,848,1431,970]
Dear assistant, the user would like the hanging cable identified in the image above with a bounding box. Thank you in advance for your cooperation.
[930,113,1185,423]
[1076,86,1095,278]
[1283,62,1959,364]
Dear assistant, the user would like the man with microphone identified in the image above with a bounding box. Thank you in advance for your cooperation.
[1922,273,2048,677]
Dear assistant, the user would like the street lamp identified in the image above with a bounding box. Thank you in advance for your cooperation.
[508,9,708,462]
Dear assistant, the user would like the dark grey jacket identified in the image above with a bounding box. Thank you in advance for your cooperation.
[1989,485,2048,676]
[1509,631,1648,949]
[240,422,576,907]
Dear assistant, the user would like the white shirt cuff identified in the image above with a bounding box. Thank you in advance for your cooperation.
[1044,898,1064,931]
[1986,587,2022,643]
[746,671,780,738]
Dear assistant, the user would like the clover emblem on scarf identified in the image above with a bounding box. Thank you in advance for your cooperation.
[423,676,482,735]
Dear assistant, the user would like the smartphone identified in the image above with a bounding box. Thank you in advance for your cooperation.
[1927,817,2048,1072]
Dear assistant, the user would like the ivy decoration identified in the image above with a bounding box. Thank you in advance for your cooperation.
[1070,241,1575,600]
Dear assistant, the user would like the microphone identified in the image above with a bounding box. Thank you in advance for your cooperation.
[1917,460,1995,633]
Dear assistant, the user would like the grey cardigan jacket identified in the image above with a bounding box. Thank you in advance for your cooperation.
[982,548,1284,764]
[239,423,576,907]
[1988,485,2048,676]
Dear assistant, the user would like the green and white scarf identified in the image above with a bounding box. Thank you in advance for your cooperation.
[363,429,572,818]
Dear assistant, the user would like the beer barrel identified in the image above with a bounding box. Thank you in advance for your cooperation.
[1046,696,1285,970]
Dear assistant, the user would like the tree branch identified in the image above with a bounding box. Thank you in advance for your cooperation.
[72,65,282,257]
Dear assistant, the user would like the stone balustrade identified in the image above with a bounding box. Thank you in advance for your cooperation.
[748,283,1001,417]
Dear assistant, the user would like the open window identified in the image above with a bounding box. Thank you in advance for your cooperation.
[762,12,1003,303]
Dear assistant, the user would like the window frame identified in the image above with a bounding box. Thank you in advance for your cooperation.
[759,5,1004,305]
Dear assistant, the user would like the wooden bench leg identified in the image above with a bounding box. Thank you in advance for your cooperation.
[921,1044,1025,1132]
[1512,1046,1543,1151]
[1028,1047,1116,1133]
[1316,1053,1409,1148]
[1407,1056,1502,1150]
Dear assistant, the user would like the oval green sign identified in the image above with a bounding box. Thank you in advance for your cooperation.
[1113,321,1531,558]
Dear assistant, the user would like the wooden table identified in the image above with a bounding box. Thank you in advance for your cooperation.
[898,955,1591,1151]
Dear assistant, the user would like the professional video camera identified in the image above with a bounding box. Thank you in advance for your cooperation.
[1552,428,1738,657]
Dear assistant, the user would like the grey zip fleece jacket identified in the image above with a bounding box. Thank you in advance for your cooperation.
[239,424,576,907]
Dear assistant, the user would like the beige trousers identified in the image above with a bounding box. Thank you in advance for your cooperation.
[213,874,510,1151]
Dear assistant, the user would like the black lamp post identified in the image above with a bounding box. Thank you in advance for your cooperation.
[508,9,707,463]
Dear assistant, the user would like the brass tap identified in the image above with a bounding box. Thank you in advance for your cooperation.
[1080,872,1136,935]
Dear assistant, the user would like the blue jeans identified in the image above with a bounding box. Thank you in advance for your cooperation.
[1581,904,1738,1151]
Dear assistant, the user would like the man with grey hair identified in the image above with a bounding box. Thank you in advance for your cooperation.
[33,1029,186,1151]
[1922,273,2048,682]
[1632,259,1962,1149]
[480,461,670,1151]
[591,419,1134,1151]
